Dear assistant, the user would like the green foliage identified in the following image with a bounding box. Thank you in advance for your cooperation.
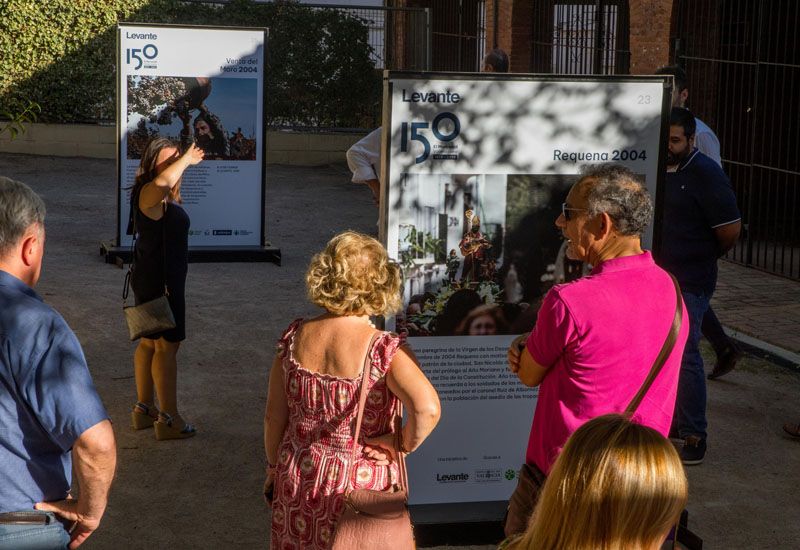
[0,0,381,127]
[0,101,41,139]
[399,227,444,269]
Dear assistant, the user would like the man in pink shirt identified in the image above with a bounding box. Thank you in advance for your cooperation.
[503,164,689,536]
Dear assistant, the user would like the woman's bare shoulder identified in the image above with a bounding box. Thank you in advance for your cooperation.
[294,317,379,377]
[137,181,165,220]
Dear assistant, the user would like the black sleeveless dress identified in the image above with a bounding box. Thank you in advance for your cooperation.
[129,192,190,342]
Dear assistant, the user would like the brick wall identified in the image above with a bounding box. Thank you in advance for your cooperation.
[510,0,535,72]
[629,0,674,74]
[485,0,496,50]
[489,0,676,76]
[485,0,534,73]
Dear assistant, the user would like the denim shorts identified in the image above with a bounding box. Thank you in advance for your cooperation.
[0,511,70,550]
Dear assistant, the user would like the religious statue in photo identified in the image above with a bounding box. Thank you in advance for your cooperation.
[459,210,492,284]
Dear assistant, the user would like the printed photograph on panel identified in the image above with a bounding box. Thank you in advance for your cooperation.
[126,76,258,160]
[394,173,586,337]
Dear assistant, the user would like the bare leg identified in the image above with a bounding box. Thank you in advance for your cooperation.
[152,338,181,417]
[134,338,156,406]
[150,338,195,439]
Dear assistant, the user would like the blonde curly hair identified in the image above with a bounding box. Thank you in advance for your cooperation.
[306,231,402,316]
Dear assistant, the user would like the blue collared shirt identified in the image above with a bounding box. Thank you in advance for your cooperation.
[0,270,109,513]
[657,149,741,294]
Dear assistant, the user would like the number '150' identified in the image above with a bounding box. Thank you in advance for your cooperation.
[401,112,461,164]
[127,44,158,70]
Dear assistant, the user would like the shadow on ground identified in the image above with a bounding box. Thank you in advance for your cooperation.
[0,152,798,548]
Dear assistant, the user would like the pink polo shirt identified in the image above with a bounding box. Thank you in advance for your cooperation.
[525,251,688,474]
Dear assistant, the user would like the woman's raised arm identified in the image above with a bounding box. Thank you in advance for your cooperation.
[139,143,204,209]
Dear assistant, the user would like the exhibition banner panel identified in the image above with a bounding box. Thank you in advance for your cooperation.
[117,24,266,248]
[382,74,668,505]
[408,336,535,505]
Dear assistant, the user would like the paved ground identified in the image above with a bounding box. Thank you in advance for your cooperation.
[714,260,800,357]
[1,152,799,549]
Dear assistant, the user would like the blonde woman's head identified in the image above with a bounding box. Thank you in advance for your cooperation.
[509,414,688,550]
[306,231,402,317]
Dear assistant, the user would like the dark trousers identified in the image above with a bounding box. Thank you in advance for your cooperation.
[673,291,710,440]
[701,305,734,356]
[504,462,547,537]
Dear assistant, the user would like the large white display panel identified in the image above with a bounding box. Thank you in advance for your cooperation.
[381,74,669,506]
[117,24,266,248]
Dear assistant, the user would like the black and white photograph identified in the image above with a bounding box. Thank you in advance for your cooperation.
[394,173,586,337]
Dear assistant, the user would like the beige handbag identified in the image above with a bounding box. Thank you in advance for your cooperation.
[331,333,415,550]
[123,287,175,341]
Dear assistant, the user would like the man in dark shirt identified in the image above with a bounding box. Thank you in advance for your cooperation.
[657,107,741,465]
[0,177,116,549]
[656,64,743,379]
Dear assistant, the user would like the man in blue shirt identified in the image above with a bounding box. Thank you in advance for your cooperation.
[656,64,743,380]
[657,108,741,465]
[0,177,116,549]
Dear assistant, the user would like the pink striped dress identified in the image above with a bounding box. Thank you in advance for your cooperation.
[270,319,402,550]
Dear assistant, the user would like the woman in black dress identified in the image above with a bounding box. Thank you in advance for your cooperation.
[129,137,203,440]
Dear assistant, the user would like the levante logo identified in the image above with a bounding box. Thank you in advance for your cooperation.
[400,111,461,164]
[401,89,462,104]
[126,32,159,71]
[436,472,469,483]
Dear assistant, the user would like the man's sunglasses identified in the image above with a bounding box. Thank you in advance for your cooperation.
[561,203,587,221]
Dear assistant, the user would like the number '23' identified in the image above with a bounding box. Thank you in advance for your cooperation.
[401,112,461,164]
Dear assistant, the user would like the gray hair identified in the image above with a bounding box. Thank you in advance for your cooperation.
[0,176,46,257]
[580,164,653,237]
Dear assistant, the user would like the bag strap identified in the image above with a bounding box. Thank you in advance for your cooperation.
[624,274,683,416]
[123,187,140,305]
[160,200,169,296]
[123,194,169,305]
[346,332,380,491]
[347,332,409,493]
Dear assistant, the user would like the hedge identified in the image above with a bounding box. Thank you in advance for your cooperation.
[0,0,381,127]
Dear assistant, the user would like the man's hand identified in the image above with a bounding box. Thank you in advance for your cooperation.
[507,333,529,374]
[35,498,99,549]
[365,179,380,206]
[37,420,116,549]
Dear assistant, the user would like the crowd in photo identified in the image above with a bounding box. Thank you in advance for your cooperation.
[2,56,768,550]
